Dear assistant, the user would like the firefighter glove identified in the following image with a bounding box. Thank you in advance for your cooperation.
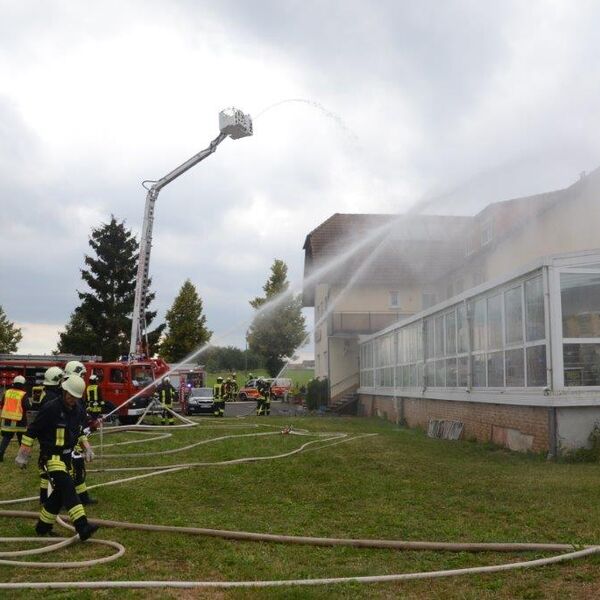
[84,447,95,463]
[15,446,31,469]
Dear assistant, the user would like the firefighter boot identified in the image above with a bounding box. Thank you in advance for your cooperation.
[79,491,98,505]
[35,520,54,536]
[74,517,99,541]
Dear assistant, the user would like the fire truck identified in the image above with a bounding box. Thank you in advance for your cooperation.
[0,353,170,424]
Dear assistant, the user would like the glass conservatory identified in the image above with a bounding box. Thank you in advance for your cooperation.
[359,250,600,402]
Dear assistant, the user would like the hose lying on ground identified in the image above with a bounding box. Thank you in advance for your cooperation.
[1,422,598,590]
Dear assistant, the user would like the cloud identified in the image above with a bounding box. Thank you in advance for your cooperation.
[1,0,600,355]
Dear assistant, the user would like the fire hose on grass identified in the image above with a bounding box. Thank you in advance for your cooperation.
[1,424,598,590]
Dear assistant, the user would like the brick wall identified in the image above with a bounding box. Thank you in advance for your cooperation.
[358,394,550,453]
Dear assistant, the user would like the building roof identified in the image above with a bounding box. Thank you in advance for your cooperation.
[302,213,471,306]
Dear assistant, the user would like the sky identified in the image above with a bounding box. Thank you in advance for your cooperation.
[1,0,599,356]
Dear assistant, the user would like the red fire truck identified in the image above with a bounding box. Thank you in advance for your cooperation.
[0,353,170,424]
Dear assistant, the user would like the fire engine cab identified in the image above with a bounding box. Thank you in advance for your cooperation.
[0,354,170,424]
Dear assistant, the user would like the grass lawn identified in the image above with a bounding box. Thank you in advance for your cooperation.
[2,415,600,598]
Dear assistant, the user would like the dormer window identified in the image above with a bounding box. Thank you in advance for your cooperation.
[481,218,493,246]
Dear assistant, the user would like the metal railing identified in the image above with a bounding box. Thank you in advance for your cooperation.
[329,312,410,336]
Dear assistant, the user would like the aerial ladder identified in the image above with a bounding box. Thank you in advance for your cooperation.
[129,108,253,358]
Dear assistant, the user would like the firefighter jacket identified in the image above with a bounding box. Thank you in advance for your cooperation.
[213,383,223,400]
[0,387,30,432]
[256,380,271,399]
[156,384,177,407]
[86,384,104,414]
[21,397,87,458]
[38,386,62,408]
[31,385,45,407]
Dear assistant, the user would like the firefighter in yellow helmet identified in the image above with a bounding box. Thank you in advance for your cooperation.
[0,375,30,462]
[16,374,98,540]
[213,377,225,417]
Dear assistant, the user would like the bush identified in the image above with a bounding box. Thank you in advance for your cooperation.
[305,378,329,410]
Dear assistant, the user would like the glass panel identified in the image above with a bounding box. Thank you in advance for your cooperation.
[425,362,434,387]
[457,304,469,353]
[563,344,600,386]
[504,286,523,345]
[446,311,456,355]
[435,359,446,387]
[435,316,445,357]
[505,348,525,387]
[561,272,600,338]
[458,356,469,387]
[472,299,486,351]
[487,351,504,387]
[425,319,434,359]
[472,354,486,387]
[525,276,545,342]
[487,294,503,350]
[446,358,457,387]
[526,345,547,387]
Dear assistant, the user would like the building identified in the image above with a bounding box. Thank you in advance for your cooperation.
[303,169,600,452]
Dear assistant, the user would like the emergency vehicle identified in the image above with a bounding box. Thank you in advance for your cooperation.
[0,354,170,424]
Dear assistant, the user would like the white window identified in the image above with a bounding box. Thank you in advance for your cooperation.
[389,290,400,308]
[481,218,493,246]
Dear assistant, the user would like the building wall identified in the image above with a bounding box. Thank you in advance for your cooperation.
[329,337,360,400]
[329,285,422,313]
[358,394,550,453]
[486,187,600,280]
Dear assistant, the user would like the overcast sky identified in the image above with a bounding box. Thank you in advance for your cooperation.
[1,0,599,356]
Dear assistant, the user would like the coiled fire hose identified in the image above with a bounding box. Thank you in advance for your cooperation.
[1,424,598,590]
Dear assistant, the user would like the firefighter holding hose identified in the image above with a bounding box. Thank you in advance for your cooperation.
[15,374,98,540]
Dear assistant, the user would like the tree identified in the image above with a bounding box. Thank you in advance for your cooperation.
[159,279,212,362]
[0,305,22,353]
[57,216,164,360]
[247,259,307,376]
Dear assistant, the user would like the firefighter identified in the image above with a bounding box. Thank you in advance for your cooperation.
[224,376,233,401]
[213,377,225,417]
[36,366,64,503]
[246,373,255,385]
[0,375,30,462]
[256,378,271,416]
[86,374,105,417]
[15,374,99,540]
[231,372,239,399]
[155,376,176,425]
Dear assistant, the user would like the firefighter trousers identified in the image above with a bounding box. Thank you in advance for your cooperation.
[38,454,88,530]
[213,400,225,417]
[161,405,174,425]
[0,430,23,459]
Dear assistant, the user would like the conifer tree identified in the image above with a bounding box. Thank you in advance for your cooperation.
[247,259,307,376]
[159,279,212,362]
[0,305,22,353]
[57,216,164,359]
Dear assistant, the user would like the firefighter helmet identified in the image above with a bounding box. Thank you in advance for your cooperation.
[43,366,64,386]
[216,377,223,383]
[13,375,26,385]
[64,360,86,377]
[62,374,86,398]
[89,373,98,382]
[163,376,170,384]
